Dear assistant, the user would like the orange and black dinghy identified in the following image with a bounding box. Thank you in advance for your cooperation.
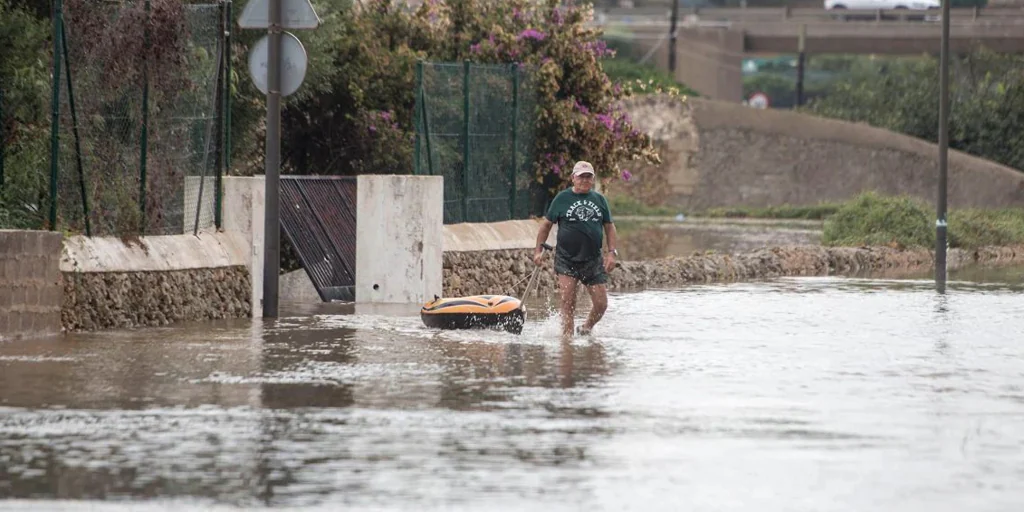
[420,295,525,334]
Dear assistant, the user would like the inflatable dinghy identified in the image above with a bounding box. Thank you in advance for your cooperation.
[420,295,525,334]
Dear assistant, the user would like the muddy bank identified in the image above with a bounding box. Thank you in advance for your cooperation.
[443,245,1024,296]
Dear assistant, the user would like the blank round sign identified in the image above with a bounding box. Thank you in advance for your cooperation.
[248,31,308,97]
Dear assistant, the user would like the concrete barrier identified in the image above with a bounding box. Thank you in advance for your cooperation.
[60,232,252,332]
[355,175,444,304]
[221,177,266,318]
[0,230,63,341]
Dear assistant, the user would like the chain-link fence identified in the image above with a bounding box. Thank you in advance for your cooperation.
[414,61,538,224]
[49,0,228,236]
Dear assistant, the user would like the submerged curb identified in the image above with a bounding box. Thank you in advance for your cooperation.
[443,245,1024,297]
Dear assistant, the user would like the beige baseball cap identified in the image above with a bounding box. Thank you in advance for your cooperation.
[571,161,595,177]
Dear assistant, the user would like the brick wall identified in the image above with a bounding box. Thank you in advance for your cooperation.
[0,230,64,341]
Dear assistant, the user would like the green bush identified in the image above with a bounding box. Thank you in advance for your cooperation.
[822,192,934,248]
[601,57,698,97]
[822,191,1024,249]
[1,0,51,229]
[948,208,1024,249]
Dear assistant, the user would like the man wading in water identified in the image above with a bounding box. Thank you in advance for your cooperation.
[533,161,618,337]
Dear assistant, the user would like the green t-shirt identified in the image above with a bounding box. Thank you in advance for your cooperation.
[545,189,613,262]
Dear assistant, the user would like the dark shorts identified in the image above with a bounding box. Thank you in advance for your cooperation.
[554,251,607,286]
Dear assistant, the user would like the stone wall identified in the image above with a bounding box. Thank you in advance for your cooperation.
[443,245,1024,297]
[0,230,63,341]
[612,95,1024,211]
[62,267,251,332]
[60,233,253,333]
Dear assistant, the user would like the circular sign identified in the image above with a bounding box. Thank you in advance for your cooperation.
[248,31,308,97]
[748,92,770,109]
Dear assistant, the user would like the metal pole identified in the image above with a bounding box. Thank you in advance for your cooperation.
[1,82,5,191]
[668,0,679,74]
[263,0,283,318]
[139,0,151,235]
[48,0,64,231]
[935,0,951,293]
[224,0,233,173]
[414,60,422,175]
[61,19,91,236]
[422,82,434,177]
[461,59,470,223]
[215,0,227,230]
[509,63,519,220]
[795,24,806,107]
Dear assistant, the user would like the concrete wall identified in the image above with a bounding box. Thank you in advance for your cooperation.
[611,95,1024,210]
[355,175,444,304]
[61,233,252,331]
[626,26,745,102]
[221,177,266,318]
[0,230,63,341]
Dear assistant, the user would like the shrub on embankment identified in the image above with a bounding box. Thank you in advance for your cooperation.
[821,192,1024,249]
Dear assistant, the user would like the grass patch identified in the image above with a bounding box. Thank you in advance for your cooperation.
[702,204,841,220]
[601,57,699,97]
[948,208,1024,248]
[822,191,1024,249]
[608,194,676,217]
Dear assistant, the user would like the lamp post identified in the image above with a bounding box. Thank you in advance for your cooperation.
[935,0,951,293]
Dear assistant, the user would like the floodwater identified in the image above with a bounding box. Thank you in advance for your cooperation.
[2,272,1024,511]
[616,218,822,260]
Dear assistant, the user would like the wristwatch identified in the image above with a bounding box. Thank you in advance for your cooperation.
[609,249,618,257]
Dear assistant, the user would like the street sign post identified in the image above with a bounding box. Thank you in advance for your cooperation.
[247,32,308,97]
[239,0,320,30]
[748,92,769,109]
[239,0,319,318]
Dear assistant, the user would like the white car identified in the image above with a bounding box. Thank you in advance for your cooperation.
[824,0,940,9]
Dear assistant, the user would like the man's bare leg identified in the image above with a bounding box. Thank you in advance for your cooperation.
[578,284,608,335]
[558,275,579,338]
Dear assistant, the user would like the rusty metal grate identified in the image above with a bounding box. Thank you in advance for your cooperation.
[279,176,357,302]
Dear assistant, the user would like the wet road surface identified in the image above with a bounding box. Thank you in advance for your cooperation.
[1,275,1023,511]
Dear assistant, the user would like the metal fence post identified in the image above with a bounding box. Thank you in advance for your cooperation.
[224,0,233,174]
[48,0,65,231]
[414,60,423,175]
[509,63,519,220]
[61,18,91,236]
[0,82,5,191]
[421,73,434,177]
[461,60,470,223]
[138,0,152,234]
[215,0,226,230]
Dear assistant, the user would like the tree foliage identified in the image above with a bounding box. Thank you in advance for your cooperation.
[230,0,660,189]
[803,48,1024,172]
[0,0,51,228]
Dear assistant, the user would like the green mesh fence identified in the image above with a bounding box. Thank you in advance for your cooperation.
[54,1,225,236]
[414,61,537,224]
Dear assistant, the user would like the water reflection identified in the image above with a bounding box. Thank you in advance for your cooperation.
[616,219,821,260]
[2,276,1024,510]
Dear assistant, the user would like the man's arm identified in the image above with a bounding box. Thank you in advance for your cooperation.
[535,218,554,248]
[603,222,618,271]
[534,219,554,265]
[604,222,618,255]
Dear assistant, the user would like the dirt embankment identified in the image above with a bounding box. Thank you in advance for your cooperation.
[610,95,1024,212]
